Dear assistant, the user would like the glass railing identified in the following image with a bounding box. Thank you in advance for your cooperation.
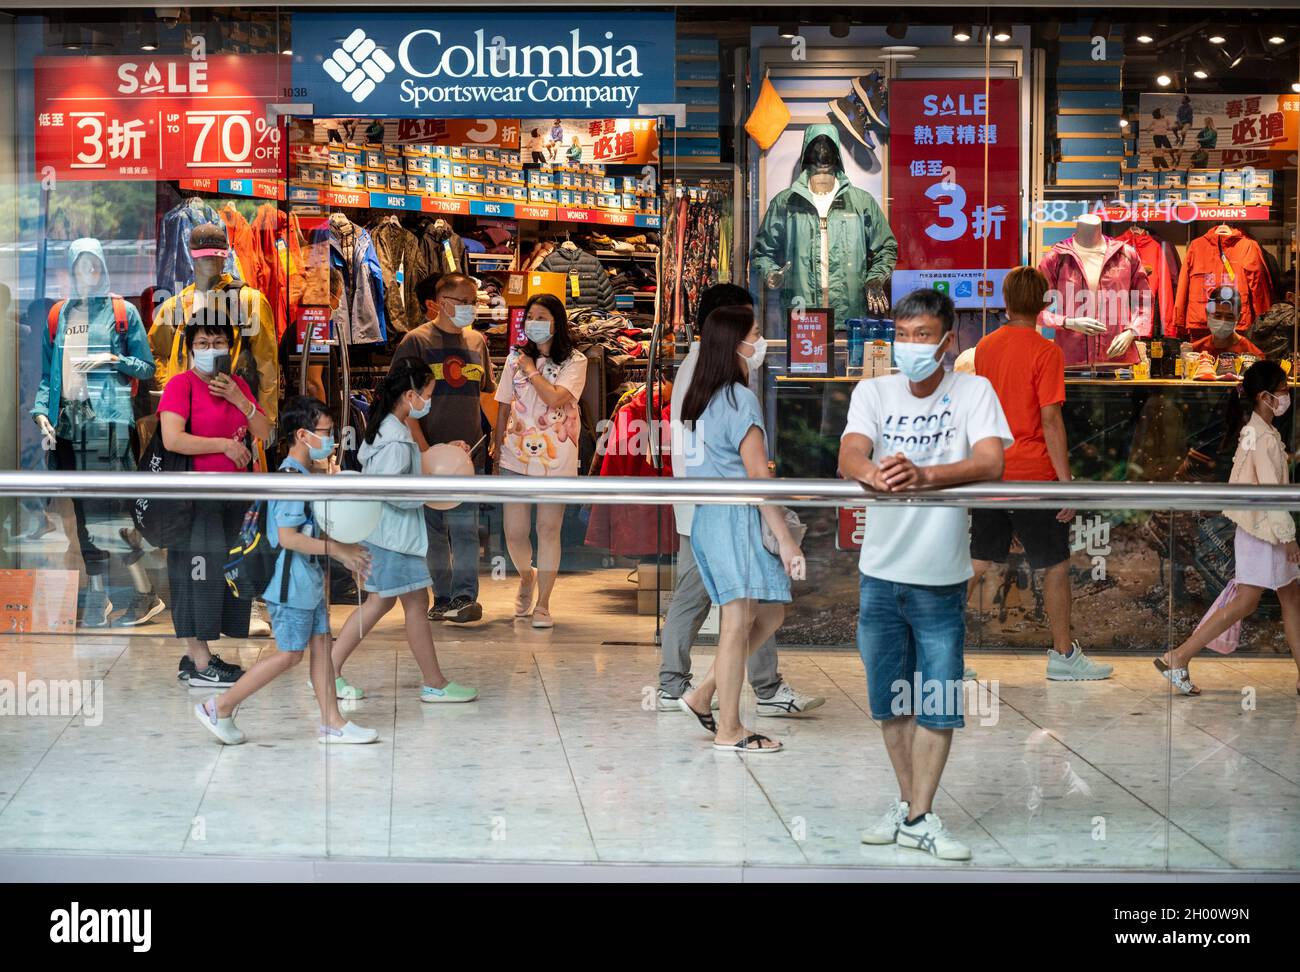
[1,471,1297,874]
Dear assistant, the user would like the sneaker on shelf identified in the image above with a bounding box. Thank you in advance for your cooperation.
[81,591,112,629]
[829,88,880,151]
[318,721,380,745]
[861,799,910,845]
[194,697,245,745]
[896,812,971,861]
[112,592,165,627]
[755,681,826,717]
[1047,642,1114,681]
[657,680,720,712]
[427,597,452,622]
[248,601,271,638]
[852,70,890,133]
[442,596,484,624]
[1192,351,1219,381]
[420,681,479,703]
[187,660,243,689]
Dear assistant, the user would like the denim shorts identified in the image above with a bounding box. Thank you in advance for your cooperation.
[362,542,433,597]
[266,600,330,653]
[857,573,966,730]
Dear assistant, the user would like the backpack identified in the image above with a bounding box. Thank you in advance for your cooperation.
[131,379,194,548]
[48,296,140,396]
[223,466,311,602]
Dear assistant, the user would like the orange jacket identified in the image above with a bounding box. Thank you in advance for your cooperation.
[1173,227,1272,336]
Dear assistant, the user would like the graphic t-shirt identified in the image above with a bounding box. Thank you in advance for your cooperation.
[391,319,496,467]
[841,370,1012,586]
[59,305,92,402]
[495,348,586,476]
[975,325,1066,482]
[157,369,260,473]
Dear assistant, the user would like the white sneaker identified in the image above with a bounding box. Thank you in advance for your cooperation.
[248,601,271,638]
[756,681,826,717]
[861,799,909,845]
[318,721,380,745]
[1047,641,1113,681]
[896,812,971,861]
[657,680,719,712]
[194,698,245,745]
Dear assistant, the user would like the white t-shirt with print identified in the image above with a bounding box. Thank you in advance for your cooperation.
[495,348,587,476]
[841,370,1012,586]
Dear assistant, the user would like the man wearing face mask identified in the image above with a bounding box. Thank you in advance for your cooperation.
[751,124,897,325]
[838,288,1012,861]
[1192,286,1264,360]
[391,273,495,624]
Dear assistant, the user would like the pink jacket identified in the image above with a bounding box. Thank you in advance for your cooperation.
[1037,237,1153,365]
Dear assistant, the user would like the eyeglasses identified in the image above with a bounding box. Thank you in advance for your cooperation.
[311,426,335,435]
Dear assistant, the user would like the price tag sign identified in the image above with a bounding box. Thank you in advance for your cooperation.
[835,507,868,552]
[509,307,528,348]
[35,55,283,182]
[295,305,332,355]
[788,308,830,375]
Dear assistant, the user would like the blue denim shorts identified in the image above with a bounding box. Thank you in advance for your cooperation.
[857,573,966,730]
[266,600,330,653]
[362,542,432,597]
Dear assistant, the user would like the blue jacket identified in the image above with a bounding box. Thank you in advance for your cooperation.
[314,225,388,345]
[357,414,426,556]
[156,200,238,294]
[33,239,156,428]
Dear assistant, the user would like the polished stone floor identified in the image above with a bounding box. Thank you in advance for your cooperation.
[1,568,1297,873]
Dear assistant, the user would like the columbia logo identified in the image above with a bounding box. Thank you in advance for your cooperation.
[323,28,395,103]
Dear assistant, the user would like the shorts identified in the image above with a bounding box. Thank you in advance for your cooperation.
[266,600,330,652]
[362,542,432,597]
[970,508,1070,570]
[857,574,966,730]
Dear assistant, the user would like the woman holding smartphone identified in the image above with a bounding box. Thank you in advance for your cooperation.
[159,310,271,691]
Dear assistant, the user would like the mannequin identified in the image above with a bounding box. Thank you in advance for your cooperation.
[150,223,280,424]
[751,124,896,325]
[31,238,156,627]
[1038,215,1152,366]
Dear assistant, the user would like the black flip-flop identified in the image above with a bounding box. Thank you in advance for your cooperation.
[713,733,782,754]
[677,697,716,735]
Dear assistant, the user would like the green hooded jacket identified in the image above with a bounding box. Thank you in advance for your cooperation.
[751,124,897,325]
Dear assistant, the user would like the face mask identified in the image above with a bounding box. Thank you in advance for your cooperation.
[307,431,335,461]
[525,319,553,344]
[408,391,432,420]
[893,340,945,383]
[1207,318,1237,341]
[1265,391,1292,417]
[447,303,475,329]
[740,337,767,373]
[192,348,220,375]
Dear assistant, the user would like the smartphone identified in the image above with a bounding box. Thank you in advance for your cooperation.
[213,352,232,377]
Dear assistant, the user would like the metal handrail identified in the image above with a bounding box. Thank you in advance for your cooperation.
[0,470,1298,511]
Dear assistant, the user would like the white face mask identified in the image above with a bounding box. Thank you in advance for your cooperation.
[739,336,767,373]
[1265,391,1292,417]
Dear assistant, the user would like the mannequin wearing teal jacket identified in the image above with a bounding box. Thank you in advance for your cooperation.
[751,124,897,325]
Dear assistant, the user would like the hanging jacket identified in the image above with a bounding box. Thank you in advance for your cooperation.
[33,239,155,429]
[418,222,468,279]
[371,218,427,336]
[249,204,290,340]
[584,384,678,556]
[149,273,281,423]
[156,200,239,293]
[538,244,616,312]
[750,123,897,325]
[219,205,258,296]
[1116,229,1180,335]
[357,413,426,556]
[1173,227,1273,336]
[1038,236,1153,365]
[1248,300,1297,362]
[318,225,388,346]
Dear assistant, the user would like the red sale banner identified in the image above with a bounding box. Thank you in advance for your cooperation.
[835,507,868,552]
[788,308,830,375]
[34,55,284,182]
[889,79,1020,308]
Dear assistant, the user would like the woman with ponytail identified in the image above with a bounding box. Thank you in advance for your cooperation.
[330,357,478,704]
[1156,359,1299,695]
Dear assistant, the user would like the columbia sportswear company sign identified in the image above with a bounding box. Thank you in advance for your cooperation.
[291,12,676,118]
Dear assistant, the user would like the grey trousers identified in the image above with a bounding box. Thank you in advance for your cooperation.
[658,533,782,699]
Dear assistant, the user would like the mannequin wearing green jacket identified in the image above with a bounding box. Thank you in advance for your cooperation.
[751,124,897,324]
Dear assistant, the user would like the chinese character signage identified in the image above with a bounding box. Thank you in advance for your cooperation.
[290,12,676,118]
[889,79,1021,309]
[522,117,659,164]
[788,308,830,375]
[390,118,520,148]
[1137,92,1299,169]
[34,55,284,182]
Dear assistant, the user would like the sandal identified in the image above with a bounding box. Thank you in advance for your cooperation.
[713,732,782,754]
[1158,665,1200,696]
[514,568,536,618]
[677,696,717,735]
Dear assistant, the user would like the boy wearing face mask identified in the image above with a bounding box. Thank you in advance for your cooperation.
[391,273,495,624]
[1191,286,1264,359]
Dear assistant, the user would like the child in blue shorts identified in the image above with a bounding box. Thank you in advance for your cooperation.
[331,359,478,704]
[195,396,379,746]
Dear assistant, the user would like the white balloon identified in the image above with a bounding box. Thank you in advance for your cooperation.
[311,474,382,543]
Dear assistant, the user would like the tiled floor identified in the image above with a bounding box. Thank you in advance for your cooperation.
[1,570,1297,873]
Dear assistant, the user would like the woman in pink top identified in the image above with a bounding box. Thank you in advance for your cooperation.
[158,312,271,689]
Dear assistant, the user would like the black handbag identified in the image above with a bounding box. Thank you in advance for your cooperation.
[132,381,194,549]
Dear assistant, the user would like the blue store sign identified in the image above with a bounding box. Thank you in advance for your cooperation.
[291,12,677,118]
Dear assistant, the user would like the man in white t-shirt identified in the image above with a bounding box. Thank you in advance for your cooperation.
[838,288,1012,862]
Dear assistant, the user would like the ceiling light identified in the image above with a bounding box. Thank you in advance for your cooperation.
[1293,81,1300,93]
[830,15,851,39]
[1119,117,1129,128]
[1208,33,1227,45]
[1156,73,1173,87]
[1268,34,1285,45]
[992,24,1012,42]
[886,15,908,41]
[1220,47,1244,70]
[1193,68,1209,79]
[1136,27,1156,45]
[281,48,293,56]
[778,22,799,39]
[881,45,918,52]
[138,19,158,51]
[952,25,972,43]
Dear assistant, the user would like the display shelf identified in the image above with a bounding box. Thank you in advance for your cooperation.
[286,183,661,228]
[596,250,660,260]
[1097,204,1273,222]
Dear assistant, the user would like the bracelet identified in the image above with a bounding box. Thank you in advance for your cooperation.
[243,400,256,419]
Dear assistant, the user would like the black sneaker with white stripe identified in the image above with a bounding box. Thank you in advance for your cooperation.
[184,655,244,689]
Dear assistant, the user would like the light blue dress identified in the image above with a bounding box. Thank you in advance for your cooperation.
[680,383,791,605]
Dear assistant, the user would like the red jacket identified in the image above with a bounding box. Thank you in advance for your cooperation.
[1173,227,1272,337]
[1116,229,1180,335]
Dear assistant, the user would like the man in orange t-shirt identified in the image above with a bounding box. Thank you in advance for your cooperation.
[1191,285,1264,357]
[968,266,1113,681]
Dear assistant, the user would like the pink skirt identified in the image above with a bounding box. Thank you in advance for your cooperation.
[1234,527,1300,590]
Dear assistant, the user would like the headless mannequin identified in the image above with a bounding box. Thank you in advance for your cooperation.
[1055,215,1135,359]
